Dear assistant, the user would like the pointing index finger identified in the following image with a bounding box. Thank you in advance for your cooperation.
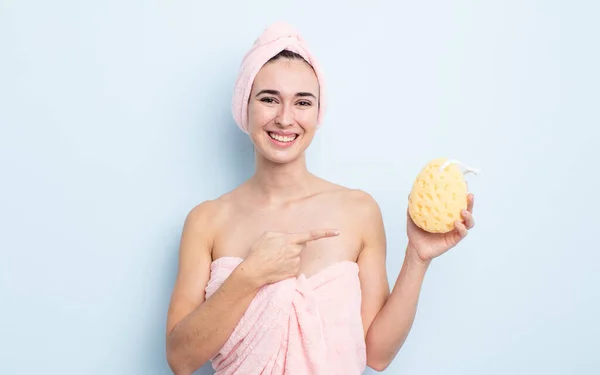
[291,229,340,244]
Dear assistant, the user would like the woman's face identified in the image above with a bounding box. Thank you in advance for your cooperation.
[247,57,320,164]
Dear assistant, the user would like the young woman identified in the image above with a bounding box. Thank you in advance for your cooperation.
[165,22,475,375]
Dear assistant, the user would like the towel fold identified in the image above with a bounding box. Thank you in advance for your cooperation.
[231,21,327,134]
[205,257,366,375]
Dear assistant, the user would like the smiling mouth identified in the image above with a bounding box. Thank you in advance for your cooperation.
[267,131,298,143]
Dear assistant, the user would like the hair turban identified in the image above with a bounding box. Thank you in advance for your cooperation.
[231,21,327,133]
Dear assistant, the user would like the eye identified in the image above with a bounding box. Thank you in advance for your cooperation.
[260,97,278,104]
[297,100,312,106]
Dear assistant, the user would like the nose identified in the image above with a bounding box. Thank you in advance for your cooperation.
[275,103,294,127]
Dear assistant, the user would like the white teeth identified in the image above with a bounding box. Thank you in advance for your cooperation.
[268,132,297,142]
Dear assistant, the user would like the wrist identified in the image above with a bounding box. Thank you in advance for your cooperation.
[405,244,431,269]
[233,259,265,291]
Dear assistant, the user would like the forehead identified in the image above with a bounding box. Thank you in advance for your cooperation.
[252,59,319,96]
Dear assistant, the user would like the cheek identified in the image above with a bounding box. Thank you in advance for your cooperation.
[247,109,271,140]
[248,105,275,128]
[297,108,319,130]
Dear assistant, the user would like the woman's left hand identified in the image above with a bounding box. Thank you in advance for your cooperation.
[406,193,475,263]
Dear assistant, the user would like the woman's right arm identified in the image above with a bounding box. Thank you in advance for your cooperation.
[165,201,261,375]
[165,200,339,375]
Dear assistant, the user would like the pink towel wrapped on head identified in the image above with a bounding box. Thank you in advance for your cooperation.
[231,21,328,134]
[205,256,367,375]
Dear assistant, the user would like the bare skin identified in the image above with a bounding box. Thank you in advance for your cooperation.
[165,55,475,374]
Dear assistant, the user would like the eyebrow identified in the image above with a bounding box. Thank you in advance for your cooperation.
[255,89,316,99]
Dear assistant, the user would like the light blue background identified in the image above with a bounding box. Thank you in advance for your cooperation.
[1,1,598,374]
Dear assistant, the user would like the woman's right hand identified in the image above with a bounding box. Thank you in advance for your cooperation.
[242,229,340,286]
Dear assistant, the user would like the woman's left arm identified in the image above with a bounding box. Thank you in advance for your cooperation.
[357,192,475,371]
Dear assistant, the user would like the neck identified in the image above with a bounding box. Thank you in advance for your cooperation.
[248,153,316,206]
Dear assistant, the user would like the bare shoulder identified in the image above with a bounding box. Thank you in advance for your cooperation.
[344,189,381,215]
[313,178,384,238]
[342,189,385,245]
[185,199,219,227]
[183,191,237,235]
[317,180,382,219]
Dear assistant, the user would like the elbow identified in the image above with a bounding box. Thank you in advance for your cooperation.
[168,365,190,375]
[166,336,193,375]
[166,351,187,375]
[365,345,394,372]
[166,329,213,375]
[367,358,392,372]
[365,330,403,371]
[167,352,193,375]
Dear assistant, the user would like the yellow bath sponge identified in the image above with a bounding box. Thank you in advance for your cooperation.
[408,158,480,233]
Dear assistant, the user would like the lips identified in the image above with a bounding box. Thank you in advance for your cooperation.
[267,131,298,143]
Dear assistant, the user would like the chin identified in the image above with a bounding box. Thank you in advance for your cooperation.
[263,151,303,165]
